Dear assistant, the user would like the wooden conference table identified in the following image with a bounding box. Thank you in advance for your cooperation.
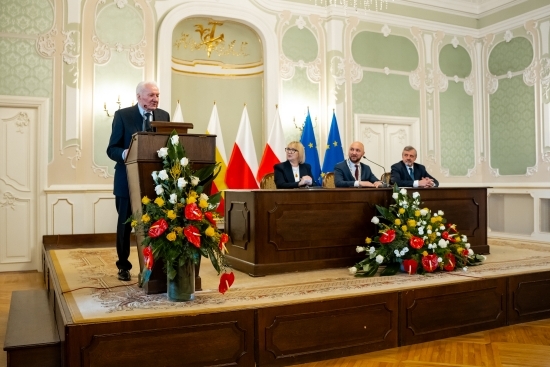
[224,187,488,276]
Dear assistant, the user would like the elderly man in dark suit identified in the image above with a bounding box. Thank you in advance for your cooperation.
[390,146,438,188]
[334,141,383,188]
[106,81,170,281]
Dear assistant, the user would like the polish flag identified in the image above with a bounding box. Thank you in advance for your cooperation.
[257,106,285,182]
[226,105,259,189]
[172,100,185,122]
[206,103,228,214]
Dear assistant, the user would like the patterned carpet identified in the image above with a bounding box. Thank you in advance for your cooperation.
[50,238,550,323]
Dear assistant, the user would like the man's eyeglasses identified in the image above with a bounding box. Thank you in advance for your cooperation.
[285,148,298,153]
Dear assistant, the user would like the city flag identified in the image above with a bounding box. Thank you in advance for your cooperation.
[206,103,228,215]
[226,105,259,189]
[300,110,321,186]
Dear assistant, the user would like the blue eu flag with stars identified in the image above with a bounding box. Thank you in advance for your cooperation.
[321,111,344,183]
[300,111,322,186]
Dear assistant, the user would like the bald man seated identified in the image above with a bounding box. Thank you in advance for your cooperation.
[334,141,383,188]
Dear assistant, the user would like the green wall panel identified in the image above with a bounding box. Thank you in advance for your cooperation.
[439,44,472,78]
[0,0,53,35]
[353,72,420,117]
[96,2,143,45]
[489,37,533,76]
[282,26,318,63]
[440,82,474,176]
[490,76,536,175]
[352,31,418,71]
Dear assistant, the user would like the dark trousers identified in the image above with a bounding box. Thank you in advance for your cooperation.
[115,195,133,271]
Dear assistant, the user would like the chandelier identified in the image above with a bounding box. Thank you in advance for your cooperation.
[311,0,394,12]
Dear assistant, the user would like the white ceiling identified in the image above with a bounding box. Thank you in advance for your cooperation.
[399,0,525,16]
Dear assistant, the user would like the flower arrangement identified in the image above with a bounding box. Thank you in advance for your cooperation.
[350,185,485,277]
[131,131,234,294]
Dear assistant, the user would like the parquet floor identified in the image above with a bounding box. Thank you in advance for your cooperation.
[1,271,549,367]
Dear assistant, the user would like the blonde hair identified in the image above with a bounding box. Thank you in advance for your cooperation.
[287,141,306,164]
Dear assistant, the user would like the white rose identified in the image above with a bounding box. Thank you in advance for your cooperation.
[465,243,471,249]
[438,239,447,248]
[152,171,158,182]
[369,246,376,254]
[437,257,442,263]
[432,214,438,218]
[418,227,424,235]
[400,188,407,195]
[427,244,433,249]
[200,193,209,201]
[462,266,468,272]
[155,185,164,195]
[371,216,379,224]
[375,255,384,264]
[427,230,432,234]
[191,176,199,186]
[169,193,178,204]
[440,225,445,230]
[423,236,428,240]
[436,232,440,236]
[402,247,409,253]
[157,147,168,158]
[438,210,444,216]
[177,177,187,189]
[349,266,357,275]
[412,192,420,198]
[356,246,365,253]
[394,249,401,257]
[392,193,398,199]
[468,249,474,256]
[170,134,179,146]
[420,209,428,216]
[180,157,189,167]
[158,170,169,180]
[462,235,467,242]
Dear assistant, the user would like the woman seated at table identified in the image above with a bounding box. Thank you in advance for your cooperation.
[274,141,316,189]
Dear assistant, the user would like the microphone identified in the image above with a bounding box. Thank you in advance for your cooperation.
[362,156,389,187]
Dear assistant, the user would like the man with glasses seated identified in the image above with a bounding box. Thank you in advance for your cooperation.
[274,141,316,188]
[334,141,383,188]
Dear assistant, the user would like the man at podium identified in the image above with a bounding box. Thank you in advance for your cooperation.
[106,81,170,281]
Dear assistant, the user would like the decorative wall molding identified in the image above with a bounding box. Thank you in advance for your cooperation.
[92,164,111,179]
[36,28,57,58]
[0,191,16,209]
[92,35,111,64]
[2,112,30,133]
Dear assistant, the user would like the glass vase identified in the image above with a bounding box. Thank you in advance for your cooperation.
[167,260,195,302]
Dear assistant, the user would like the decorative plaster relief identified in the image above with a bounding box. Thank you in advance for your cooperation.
[523,59,538,86]
[504,30,513,43]
[0,192,16,210]
[409,67,421,90]
[115,0,128,8]
[62,30,79,65]
[384,67,390,75]
[295,16,306,30]
[526,166,538,176]
[279,54,295,80]
[92,164,110,179]
[464,75,475,96]
[451,36,459,49]
[36,28,56,58]
[2,112,29,133]
[540,57,550,101]
[424,65,447,93]
[362,127,376,142]
[129,40,146,67]
[67,147,82,169]
[490,167,500,177]
[466,167,477,178]
[349,59,363,84]
[440,167,450,177]
[381,24,391,37]
[397,129,407,144]
[453,75,459,83]
[486,72,499,94]
[306,57,322,83]
[330,56,346,86]
[92,35,110,64]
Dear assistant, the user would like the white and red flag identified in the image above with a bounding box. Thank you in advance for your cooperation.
[257,106,285,182]
[206,102,228,214]
[226,105,259,189]
[172,100,185,122]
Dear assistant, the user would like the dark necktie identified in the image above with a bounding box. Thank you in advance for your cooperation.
[143,112,152,131]
[408,167,414,179]
[354,165,359,180]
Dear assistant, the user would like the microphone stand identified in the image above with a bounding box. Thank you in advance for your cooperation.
[362,156,389,188]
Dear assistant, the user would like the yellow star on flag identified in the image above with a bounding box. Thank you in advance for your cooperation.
[326,144,330,150]
[333,141,338,147]
[308,142,313,148]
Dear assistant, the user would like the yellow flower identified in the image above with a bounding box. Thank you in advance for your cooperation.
[142,213,150,223]
[189,190,198,198]
[430,216,439,224]
[401,225,408,232]
[174,226,183,235]
[422,251,428,256]
[407,219,416,227]
[365,237,372,244]
[186,196,197,204]
[131,220,138,228]
[205,226,216,237]
[141,196,150,205]
[415,210,421,217]
[398,208,405,214]
[199,199,208,209]
[454,236,461,243]
[167,210,177,220]
[166,231,177,242]
[427,225,432,230]
[429,233,437,242]
[457,247,464,254]
[394,219,401,225]
[154,197,164,207]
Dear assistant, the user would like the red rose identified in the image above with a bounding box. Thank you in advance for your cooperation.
[148,218,168,238]
[421,254,438,273]
[143,246,154,270]
[205,211,216,226]
[379,229,396,244]
[409,236,424,249]
[443,253,456,271]
[402,259,418,275]
[462,249,469,256]
[183,225,201,248]
[184,203,203,221]
[441,231,449,240]
[219,233,229,253]
[219,272,235,294]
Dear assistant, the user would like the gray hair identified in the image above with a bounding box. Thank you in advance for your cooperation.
[136,81,159,95]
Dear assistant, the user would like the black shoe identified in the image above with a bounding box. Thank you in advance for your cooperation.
[118,269,131,281]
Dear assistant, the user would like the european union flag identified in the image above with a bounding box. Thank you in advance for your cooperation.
[321,111,344,181]
[300,111,322,186]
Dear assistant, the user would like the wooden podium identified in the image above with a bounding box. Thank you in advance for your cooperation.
[125,124,216,294]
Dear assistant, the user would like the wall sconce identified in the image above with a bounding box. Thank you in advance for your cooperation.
[293,115,317,131]
[104,96,135,117]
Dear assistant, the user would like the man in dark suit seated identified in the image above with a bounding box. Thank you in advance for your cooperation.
[390,146,438,188]
[334,141,383,188]
[106,81,170,281]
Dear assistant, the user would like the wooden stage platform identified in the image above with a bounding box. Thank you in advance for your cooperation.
[38,236,550,367]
